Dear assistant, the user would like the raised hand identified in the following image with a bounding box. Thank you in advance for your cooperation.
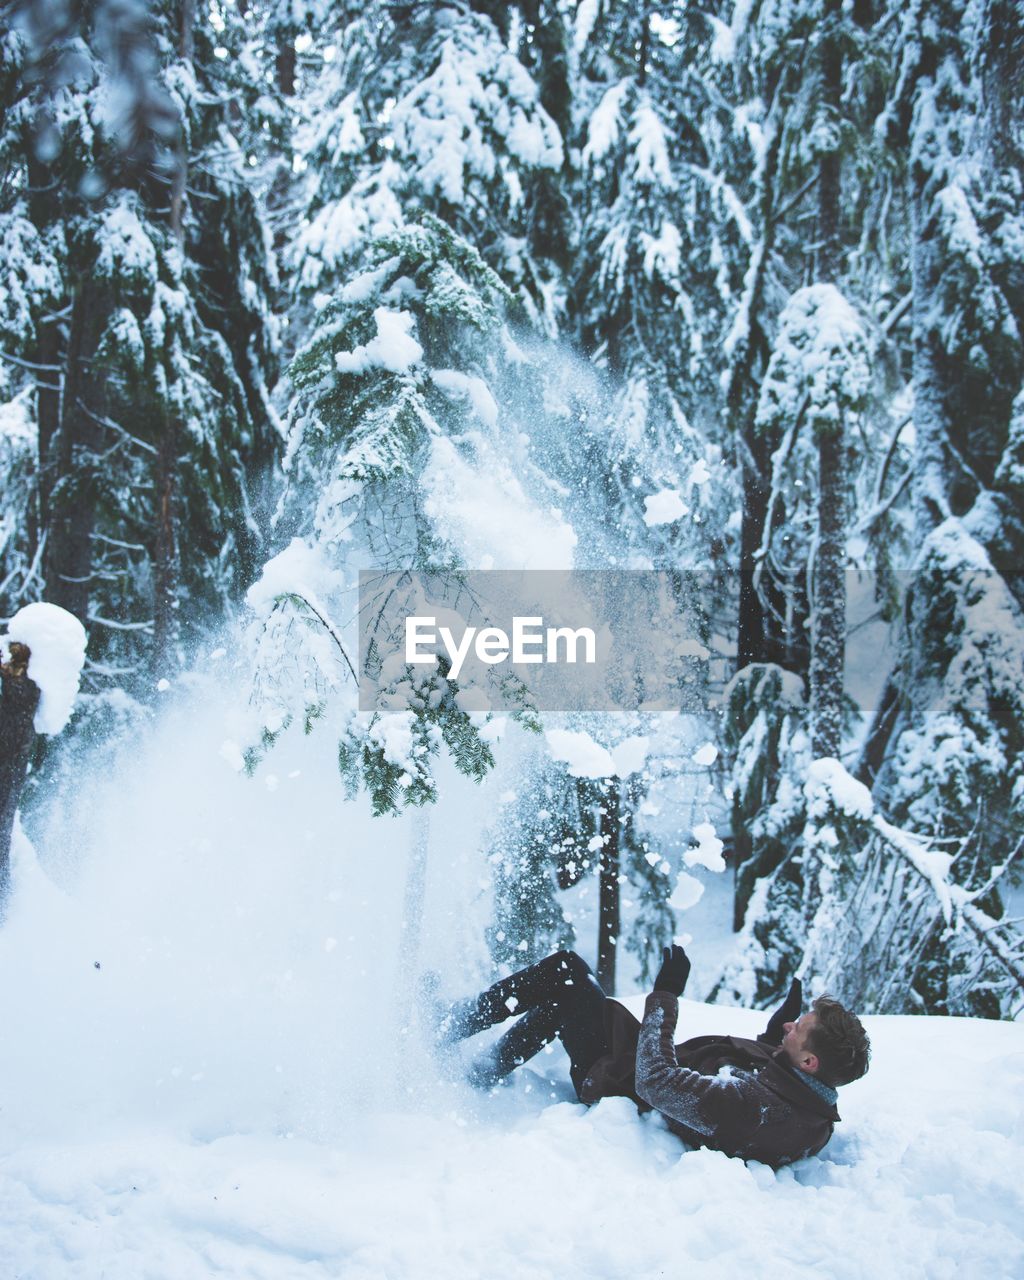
[653,944,691,997]
[758,977,803,1046]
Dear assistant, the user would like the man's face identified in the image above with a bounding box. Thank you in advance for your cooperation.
[780,1011,820,1074]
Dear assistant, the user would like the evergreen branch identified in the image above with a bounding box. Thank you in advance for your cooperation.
[880,292,912,334]
[280,591,358,686]
[0,348,63,373]
[855,464,912,534]
[87,613,154,632]
[872,412,912,507]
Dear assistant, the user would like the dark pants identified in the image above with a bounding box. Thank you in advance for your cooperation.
[444,950,610,1088]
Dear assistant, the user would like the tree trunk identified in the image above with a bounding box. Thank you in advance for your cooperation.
[732,118,809,675]
[816,0,842,286]
[596,780,620,993]
[179,0,194,61]
[276,43,296,96]
[809,0,845,759]
[152,0,191,684]
[910,191,951,541]
[637,5,650,88]
[34,318,62,539]
[152,417,182,682]
[854,668,902,788]
[45,275,107,621]
[737,439,773,669]
[811,427,846,756]
[0,644,41,910]
[394,811,430,1052]
[26,144,64,544]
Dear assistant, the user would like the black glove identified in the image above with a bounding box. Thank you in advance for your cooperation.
[757,977,803,1046]
[653,944,691,997]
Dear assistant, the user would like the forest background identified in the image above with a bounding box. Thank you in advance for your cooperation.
[1,0,1023,1021]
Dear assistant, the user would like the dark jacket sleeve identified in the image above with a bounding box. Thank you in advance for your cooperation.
[635,992,761,1140]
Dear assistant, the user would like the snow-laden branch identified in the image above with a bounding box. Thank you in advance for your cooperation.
[802,758,1024,1000]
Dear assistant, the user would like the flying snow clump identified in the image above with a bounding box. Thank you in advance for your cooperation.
[3,602,88,735]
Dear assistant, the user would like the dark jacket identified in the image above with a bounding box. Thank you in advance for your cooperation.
[578,993,840,1168]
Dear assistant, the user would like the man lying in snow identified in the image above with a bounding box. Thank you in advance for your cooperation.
[434,947,870,1168]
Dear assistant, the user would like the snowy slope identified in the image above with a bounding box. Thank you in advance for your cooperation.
[0,1001,1021,1279]
[1,691,1021,1280]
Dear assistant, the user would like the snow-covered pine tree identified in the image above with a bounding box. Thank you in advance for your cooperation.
[722,0,908,671]
[180,0,283,590]
[288,0,564,327]
[721,0,916,952]
[247,215,546,814]
[719,0,1024,1015]
[248,1,584,816]
[569,1,746,563]
[722,0,820,673]
[0,19,65,613]
[753,282,872,752]
[1,0,280,708]
[862,0,1024,1012]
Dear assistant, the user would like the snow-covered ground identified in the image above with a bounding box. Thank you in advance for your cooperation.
[1,688,1022,1279]
[1,1001,1021,1279]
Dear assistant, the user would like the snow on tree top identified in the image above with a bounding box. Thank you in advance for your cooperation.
[804,757,874,822]
[3,603,87,735]
[334,308,423,375]
[95,198,158,288]
[630,97,675,190]
[582,80,631,166]
[756,284,871,436]
[245,538,343,620]
[391,19,562,208]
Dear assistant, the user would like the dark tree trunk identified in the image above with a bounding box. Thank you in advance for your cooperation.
[737,436,776,668]
[34,318,62,537]
[45,276,107,621]
[596,780,620,993]
[816,0,842,285]
[26,145,64,543]
[152,415,182,681]
[152,0,191,683]
[178,0,194,62]
[854,669,902,789]
[910,193,952,542]
[169,0,193,242]
[809,0,846,758]
[811,429,846,757]
[637,5,650,87]
[514,0,573,277]
[276,43,296,96]
[0,644,41,911]
[731,119,809,675]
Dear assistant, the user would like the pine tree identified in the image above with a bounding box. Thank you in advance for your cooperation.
[247,216,544,812]
[867,0,1024,1010]
[288,1,563,321]
[568,1,747,563]
[1,0,280,712]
